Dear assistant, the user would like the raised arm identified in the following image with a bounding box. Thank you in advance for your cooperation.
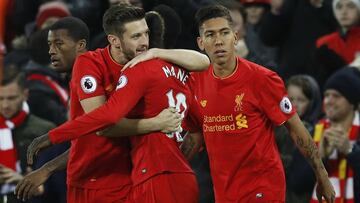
[123,48,210,71]
[284,114,335,203]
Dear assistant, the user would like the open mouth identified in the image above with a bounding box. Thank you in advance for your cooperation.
[51,58,60,67]
[136,48,147,55]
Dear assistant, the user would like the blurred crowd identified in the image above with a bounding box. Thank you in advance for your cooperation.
[0,0,360,203]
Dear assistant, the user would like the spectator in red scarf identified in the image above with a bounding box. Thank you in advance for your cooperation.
[316,0,360,86]
[0,67,55,203]
[312,67,360,203]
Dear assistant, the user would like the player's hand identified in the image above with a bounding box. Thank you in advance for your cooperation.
[315,172,335,203]
[15,167,49,201]
[27,134,52,165]
[122,48,158,71]
[0,164,23,184]
[155,107,183,133]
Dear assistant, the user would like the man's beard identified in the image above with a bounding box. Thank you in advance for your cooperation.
[123,48,136,62]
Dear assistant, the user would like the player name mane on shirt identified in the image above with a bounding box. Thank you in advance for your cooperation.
[162,65,189,85]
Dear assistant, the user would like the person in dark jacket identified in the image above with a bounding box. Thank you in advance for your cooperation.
[24,25,70,203]
[25,29,68,126]
[259,0,337,80]
[288,68,360,203]
[0,67,55,203]
[275,75,322,203]
[315,0,360,87]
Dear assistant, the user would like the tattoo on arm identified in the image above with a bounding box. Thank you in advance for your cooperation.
[295,135,325,171]
[181,135,197,159]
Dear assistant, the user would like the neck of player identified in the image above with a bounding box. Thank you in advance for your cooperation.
[213,55,237,78]
[110,45,129,65]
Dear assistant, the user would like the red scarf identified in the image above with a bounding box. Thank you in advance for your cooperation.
[311,112,359,203]
[0,102,29,171]
[27,74,69,107]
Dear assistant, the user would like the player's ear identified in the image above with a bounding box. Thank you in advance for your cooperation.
[107,34,122,49]
[77,39,87,51]
[197,36,205,51]
[233,30,239,45]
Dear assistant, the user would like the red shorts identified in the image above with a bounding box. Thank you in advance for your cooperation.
[128,172,199,203]
[67,185,131,203]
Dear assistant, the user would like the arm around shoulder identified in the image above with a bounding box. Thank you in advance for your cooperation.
[154,48,210,71]
[124,48,210,72]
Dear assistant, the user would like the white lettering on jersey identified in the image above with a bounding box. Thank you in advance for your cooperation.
[162,66,189,85]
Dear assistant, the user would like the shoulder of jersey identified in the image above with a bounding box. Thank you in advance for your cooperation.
[76,49,102,61]
[141,58,163,65]
[132,58,164,71]
[75,50,105,70]
[84,49,102,59]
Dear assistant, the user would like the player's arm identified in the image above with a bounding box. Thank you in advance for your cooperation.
[284,114,335,203]
[123,48,210,71]
[180,132,203,161]
[180,98,204,160]
[81,95,182,137]
[49,71,148,142]
[26,66,151,164]
[15,150,69,201]
[97,107,182,137]
[65,47,184,136]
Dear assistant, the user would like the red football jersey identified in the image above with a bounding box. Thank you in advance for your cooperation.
[67,46,132,189]
[191,57,295,202]
[50,59,194,186]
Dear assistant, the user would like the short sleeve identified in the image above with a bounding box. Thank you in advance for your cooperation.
[257,71,295,126]
[72,54,105,101]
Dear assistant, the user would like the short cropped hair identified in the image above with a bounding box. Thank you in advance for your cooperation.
[1,67,26,89]
[49,16,90,43]
[195,4,233,35]
[103,4,145,37]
